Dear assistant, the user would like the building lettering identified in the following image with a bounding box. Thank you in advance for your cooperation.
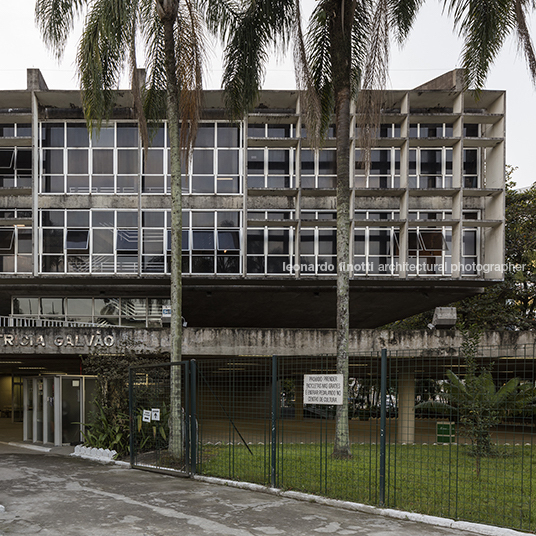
[1,332,115,348]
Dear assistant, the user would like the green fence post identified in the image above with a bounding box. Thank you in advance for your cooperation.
[190,359,197,476]
[271,355,277,488]
[379,348,387,506]
[128,366,134,467]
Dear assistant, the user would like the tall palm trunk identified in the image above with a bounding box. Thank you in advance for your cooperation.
[331,0,354,459]
[158,0,184,458]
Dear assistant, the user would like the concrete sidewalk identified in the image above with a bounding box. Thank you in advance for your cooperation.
[0,439,522,536]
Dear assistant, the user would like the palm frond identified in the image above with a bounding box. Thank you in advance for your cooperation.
[176,0,206,156]
[221,0,296,117]
[444,0,515,90]
[77,0,138,130]
[514,0,536,86]
[305,0,334,139]
[35,0,86,59]
[387,0,424,43]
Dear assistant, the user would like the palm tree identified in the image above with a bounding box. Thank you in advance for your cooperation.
[35,0,205,457]
[218,0,536,459]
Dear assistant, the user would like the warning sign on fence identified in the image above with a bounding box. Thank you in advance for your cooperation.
[303,374,344,405]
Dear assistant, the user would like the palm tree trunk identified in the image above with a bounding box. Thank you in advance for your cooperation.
[331,0,354,459]
[159,3,183,459]
[333,85,352,458]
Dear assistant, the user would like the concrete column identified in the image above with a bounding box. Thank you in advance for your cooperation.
[397,371,415,444]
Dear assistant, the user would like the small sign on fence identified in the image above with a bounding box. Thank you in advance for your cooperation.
[303,374,344,405]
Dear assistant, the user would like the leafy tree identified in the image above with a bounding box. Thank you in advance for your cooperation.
[35,0,207,457]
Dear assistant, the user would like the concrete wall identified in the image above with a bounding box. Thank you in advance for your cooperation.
[1,326,535,357]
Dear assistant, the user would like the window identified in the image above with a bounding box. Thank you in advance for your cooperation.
[355,149,400,189]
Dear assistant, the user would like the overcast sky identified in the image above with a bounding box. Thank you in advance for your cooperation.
[1,1,534,187]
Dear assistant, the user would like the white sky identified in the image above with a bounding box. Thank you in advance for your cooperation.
[1,1,535,187]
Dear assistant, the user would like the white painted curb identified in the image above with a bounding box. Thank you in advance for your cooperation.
[193,475,527,536]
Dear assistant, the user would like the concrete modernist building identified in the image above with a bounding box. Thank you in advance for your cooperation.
[0,68,505,387]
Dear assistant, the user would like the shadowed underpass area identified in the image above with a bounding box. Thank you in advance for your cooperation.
[0,439,510,536]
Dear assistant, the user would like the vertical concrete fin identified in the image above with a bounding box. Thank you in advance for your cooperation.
[27,69,49,91]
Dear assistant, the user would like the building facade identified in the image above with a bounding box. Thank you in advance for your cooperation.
[0,68,505,381]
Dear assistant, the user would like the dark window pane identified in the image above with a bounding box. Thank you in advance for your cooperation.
[42,211,64,227]
[16,149,32,171]
[18,124,32,137]
[191,175,214,193]
[92,229,114,253]
[193,150,213,174]
[142,175,165,193]
[149,125,165,147]
[267,124,290,138]
[43,149,63,174]
[267,230,289,254]
[66,229,89,249]
[0,150,14,170]
[370,150,390,175]
[420,150,442,175]
[92,211,114,228]
[301,150,314,174]
[217,230,240,250]
[192,212,214,227]
[300,230,314,254]
[42,176,64,193]
[192,255,214,273]
[318,151,336,175]
[218,150,239,174]
[117,212,138,227]
[91,127,114,147]
[194,124,214,147]
[93,149,114,174]
[117,124,139,147]
[142,211,165,227]
[247,149,264,173]
[43,124,64,147]
[67,124,89,147]
[218,125,240,147]
[67,175,89,193]
[217,212,240,227]
[43,229,64,252]
[267,256,289,273]
[248,124,265,137]
[217,255,239,273]
[268,150,290,174]
[117,150,139,174]
[217,176,239,193]
[0,229,14,250]
[117,175,138,193]
[67,149,88,174]
[0,124,14,137]
[192,231,214,250]
[318,230,336,255]
[247,230,264,254]
[92,175,115,193]
[42,256,64,272]
[247,256,264,273]
[18,229,32,253]
[67,210,89,227]
[116,229,139,250]
[144,149,164,174]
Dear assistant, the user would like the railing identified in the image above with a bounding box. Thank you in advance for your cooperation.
[0,316,100,328]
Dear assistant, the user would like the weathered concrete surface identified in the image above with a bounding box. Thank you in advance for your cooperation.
[1,326,535,357]
[0,441,514,536]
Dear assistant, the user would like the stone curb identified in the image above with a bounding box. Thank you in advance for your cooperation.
[194,475,527,536]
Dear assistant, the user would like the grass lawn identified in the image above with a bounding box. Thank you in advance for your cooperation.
[198,442,536,533]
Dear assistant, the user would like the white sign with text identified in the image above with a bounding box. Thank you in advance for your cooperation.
[303,374,344,405]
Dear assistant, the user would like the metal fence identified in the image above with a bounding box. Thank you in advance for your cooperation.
[129,345,536,532]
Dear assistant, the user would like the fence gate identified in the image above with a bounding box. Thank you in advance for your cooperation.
[129,361,194,475]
